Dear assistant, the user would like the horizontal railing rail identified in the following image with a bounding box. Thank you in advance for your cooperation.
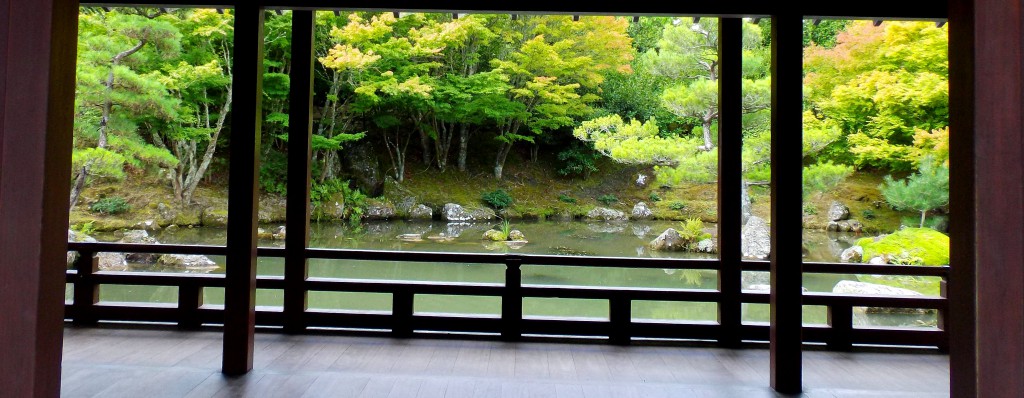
[65,241,949,350]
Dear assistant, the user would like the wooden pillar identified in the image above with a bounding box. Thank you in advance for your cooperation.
[717,17,743,348]
[223,4,264,376]
[283,9,315,335]
[0,0,79,396]
[769,13,803,395]
[950,0,1024,396]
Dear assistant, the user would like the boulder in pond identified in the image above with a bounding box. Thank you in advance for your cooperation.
[132,219,161,232]
[840,246,864,263]
[631,202,653,220]
[741,216,771,260]
[848,220,864,233]
[397,233,424,242]
[837,221,852,232]
[258,195,288,223]
[827,221,840,232]
[585,207,627,222]
[363,200,396,220]
[98,252,129,271]
[120,230,160,264]
[408,204,433,220]
[508,230,526,241]
[442,203,496,222]
[483,229,505,241]
[158,254,218,271]
[833,280,929,314]
[426,234,456,243]
[697,238,717,254]
[828,201,851,221]
[649,228,685,251]
[272,226,286,240]
[201,208,228,228]
[257,228,273,240]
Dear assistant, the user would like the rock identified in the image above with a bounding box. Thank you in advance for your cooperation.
[363,200,396,220]
[158,254,218,271]
[833,280,928,314]
[68,229,98,244]
[840,246,864,263]
[828,201,851,221]
[164,224,180,233]
[157,202,175,222]
[631,202,653,220]
[426,234,455,243]
[837,221,851,232]
[585,207,627,222]
[855,228,950,265]
[697,238,717,253]
[408,204,433,220]
[98,252,129,271]
[201,208,228,227]
[649,228,685,251]
[868,256,887,265]
[483,229,506,241]
[827,221,839,232]
[119,230,160,263]
[740,181,752,225]
[272,226,286,240]
[258,196,288,223]
[397,233,424,242]
[741,216,771,260]
[848,220,864,233]
[257,228,273,240]
[636,174,649,187]
[442,203,496,221]
[508,230,525,241]
[132,219,161,232]
[342,140,384,197]
[503,240,528,250]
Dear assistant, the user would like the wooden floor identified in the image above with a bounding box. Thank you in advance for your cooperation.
[60,326,949,398]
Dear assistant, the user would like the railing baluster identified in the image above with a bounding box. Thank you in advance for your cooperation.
[609,297,631,345]
[827,304,853,351]
[178,284,204,329]
[393,290,414,337]
[502,256,523,341]
[72,250,98,325]
[937,277,949,352]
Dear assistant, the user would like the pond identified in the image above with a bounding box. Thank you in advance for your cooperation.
[82,220,939,329]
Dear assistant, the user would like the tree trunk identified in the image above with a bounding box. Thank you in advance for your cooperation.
[530,143,540,163]
[181,82,233,205]
[457,124,471,172]
[419,127,432,167]
[920,210,928,228]
[68,165,90,209]
[700,115,714,151]
[494,142,513,179]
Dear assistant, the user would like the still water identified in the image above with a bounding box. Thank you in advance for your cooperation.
[80,220,937,328]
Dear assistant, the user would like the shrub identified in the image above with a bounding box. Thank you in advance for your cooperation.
[557,142,601,179]
[90,197,130,215]
[861,209,876,220]
[311,179,366,226]
[668,201,686,211]
[678,218,711,245]
[648,192,662,202]
[558,194,577,204]
[482,189,513,209]
[803,204,818,215]
[597,194,618,205]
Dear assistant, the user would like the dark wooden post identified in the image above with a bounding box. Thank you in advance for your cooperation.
[717,17,743,348]
[949,0,1024,396]
[769,13,803,395]
[284,9,315,335]
[0,0,78,396]
[826,304,853,351]
[609,297,631,345]
[223,4,265,376]
[502,256,523,341]
[72,251,99,325]
[178,283,204,329]
[393,291,415,337]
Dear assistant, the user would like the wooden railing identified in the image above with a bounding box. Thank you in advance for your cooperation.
[66,241,948,350]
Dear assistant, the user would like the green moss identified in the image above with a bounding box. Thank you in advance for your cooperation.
[856,227,950,266]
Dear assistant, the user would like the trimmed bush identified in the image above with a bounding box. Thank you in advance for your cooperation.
[90,197,131,215]
[482,189,513,209]
[856,228,949,266]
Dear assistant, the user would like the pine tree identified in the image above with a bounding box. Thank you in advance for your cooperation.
[880,157,949,227]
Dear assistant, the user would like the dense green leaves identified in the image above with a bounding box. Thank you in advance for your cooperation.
[880,157,949,227]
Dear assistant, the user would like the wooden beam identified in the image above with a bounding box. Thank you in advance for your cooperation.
[0,0,79,396]
[77,0,949,20]
[717,17,743,348]
[953,0,1024,396]
[769,13,803,395]
[222,3,264,376]
[284,9,315,334]
[946,0,976,396]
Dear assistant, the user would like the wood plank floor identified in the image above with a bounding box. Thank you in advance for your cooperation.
[60,326,949,397]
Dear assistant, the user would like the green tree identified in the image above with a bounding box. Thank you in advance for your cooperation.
[803,161,854,199]
[653,18,770,151]
[880,157,949,227]
[71,8,180,207]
